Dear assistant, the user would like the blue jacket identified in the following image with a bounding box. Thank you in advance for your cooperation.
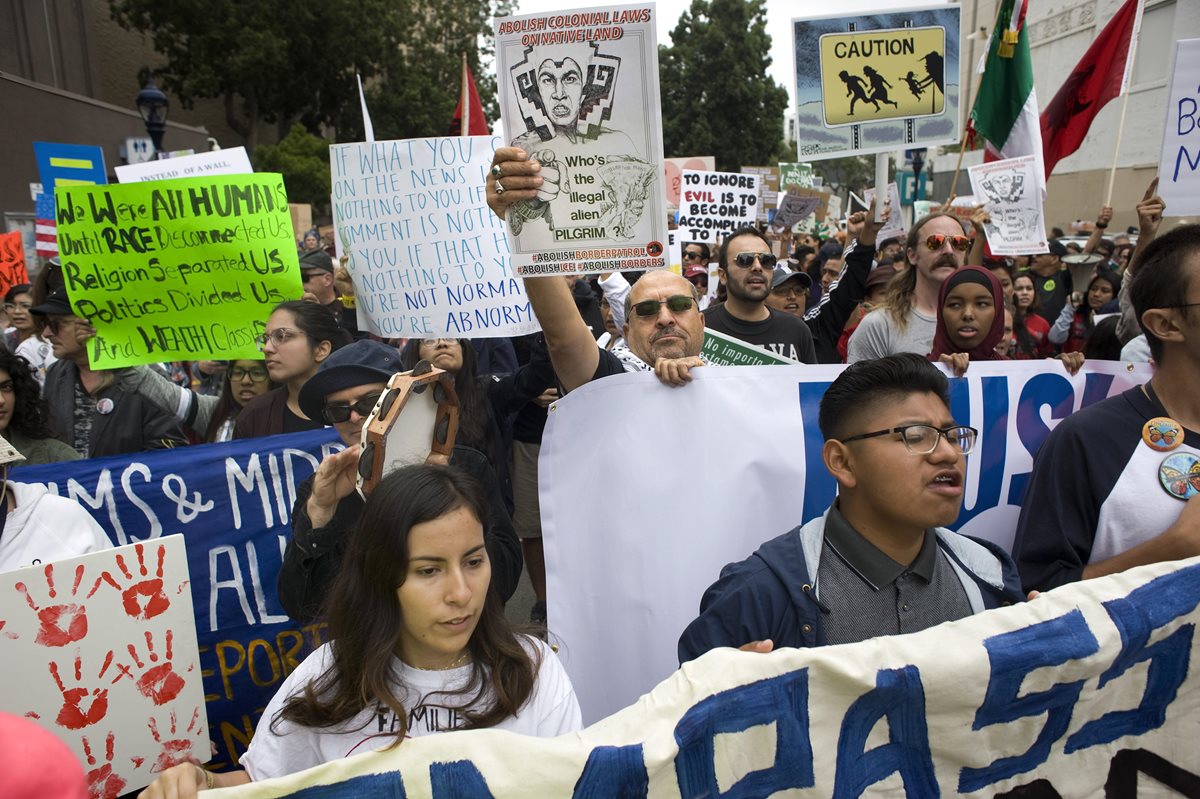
[677,510,1026,663]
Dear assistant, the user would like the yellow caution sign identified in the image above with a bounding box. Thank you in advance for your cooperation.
[819,26,945,127]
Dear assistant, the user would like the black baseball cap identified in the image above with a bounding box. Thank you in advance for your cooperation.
[29,288,73,316]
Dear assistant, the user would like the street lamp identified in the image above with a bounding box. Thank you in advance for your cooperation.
[136,79,169,154]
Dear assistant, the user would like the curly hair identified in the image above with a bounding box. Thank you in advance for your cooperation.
[0,351,56,439]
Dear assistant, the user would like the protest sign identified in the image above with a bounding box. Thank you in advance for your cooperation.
[0,230,30,295]
[52,175,300,368]
[701,329,792,365]
[666,229,681,274]
[741,165,779,222]
[863,182,906,241]
[770,194,822,233]
[969,155,1047,256]
[779,161,815,189]
[0,536,208,798]
[34,142,107,195]
[115,148,254,184]
[1158,38,1200,216]
[11,429,343,771]
[676,169,761,243]
[663,156,714,207]
[538,360,1153,721]
[495,5,668,274]
[329,137,539,339]
[220,557,1200,799]
[793,5,961,160]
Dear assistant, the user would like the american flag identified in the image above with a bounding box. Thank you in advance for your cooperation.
[34,192,57,258]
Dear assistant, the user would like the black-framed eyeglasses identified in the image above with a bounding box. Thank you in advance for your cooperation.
[230,366,269,383]
[925,234,971,252]
[631,295,697,318]
[732,252,778,269]
[841,424,978,455]
[322,391,384,424]
[256,328,301,349]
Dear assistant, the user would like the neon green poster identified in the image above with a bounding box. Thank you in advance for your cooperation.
[54,174,300,368]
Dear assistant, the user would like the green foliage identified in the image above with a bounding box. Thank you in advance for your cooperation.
[658,0,789,172]
[253,125,331,212]
[812,155,876,195]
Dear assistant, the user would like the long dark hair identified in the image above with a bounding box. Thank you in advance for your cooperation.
[273,300,352,353]
[0,351,56,439]
[1011,274,1043,358]
[276,465,536,742]
[203,360,277,442]
[400,340,493,460]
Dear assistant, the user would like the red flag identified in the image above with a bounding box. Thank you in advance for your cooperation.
[1040,0,1143,177]
[450,54,489,136]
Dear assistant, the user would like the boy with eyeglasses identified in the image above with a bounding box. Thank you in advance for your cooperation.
[678,353,1023,661]
[277,339,522,623]
[847,213,972,363]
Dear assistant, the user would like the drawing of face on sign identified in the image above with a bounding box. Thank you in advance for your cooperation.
[599,157,658,239]
[981,173,1025,204]
[512,43,620,145]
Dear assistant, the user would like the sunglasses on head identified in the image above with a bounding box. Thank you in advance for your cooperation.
[631,295,697,318]
[322,391,384,424]
[925,234,972,252]
[732,252,777,269]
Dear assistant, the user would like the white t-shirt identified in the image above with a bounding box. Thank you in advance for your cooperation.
[0,482,110,573]
[846,305,937,363]
[240,636,581,781]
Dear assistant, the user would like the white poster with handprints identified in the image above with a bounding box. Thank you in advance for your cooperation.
[0,536,206,799]
[495,4,668,274]
[968,155,1047,257]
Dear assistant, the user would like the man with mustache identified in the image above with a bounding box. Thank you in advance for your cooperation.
[847,213,971,362]
[704,227,816,363]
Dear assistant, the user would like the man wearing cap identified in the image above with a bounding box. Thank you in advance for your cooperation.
[0,433,110,572]
[34,289,187,458]
[765,268,811,319]
[300,250,362,341]
[683,264,710,310]
[277,339,522,622]
[1027,240,1072,328]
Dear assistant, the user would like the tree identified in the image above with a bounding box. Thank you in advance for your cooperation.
[812,156,876,196]
[253,125,331,213]
[658,0,789,172]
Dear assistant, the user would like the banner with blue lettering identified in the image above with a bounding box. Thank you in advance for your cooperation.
[220,556,1200,798]
[539,360,1154,722]
[11,429,342,770]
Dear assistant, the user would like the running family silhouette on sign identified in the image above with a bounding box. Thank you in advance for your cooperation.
[838,51,942,117]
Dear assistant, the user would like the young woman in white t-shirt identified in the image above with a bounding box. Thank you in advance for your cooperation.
[140,465,581,797]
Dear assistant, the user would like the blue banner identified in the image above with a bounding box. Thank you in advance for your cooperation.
[12,429,343,770]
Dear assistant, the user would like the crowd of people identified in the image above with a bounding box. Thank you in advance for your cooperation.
[2,143,1196,797]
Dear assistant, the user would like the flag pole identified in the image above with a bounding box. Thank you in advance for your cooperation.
[1103,3,1143,205]
[461,53,470,137]
[945,1,1007,204]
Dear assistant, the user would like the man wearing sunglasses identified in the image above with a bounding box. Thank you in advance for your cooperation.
[278,340,522,623]
[847,212,972,363]
[299,249,363,341]
[704,227,817,363]
[679,354,1024,660]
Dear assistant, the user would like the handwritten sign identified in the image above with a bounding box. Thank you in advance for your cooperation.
[495,4,669,274]
[53,175,299,368]
[1158,38,1200,216]
[115,147,254,184]
[779,161,815,189]
[0,231,30,296]
[0,536,207,798]
[969,155,1047,256]
[677,169,761,242]
[329,137,539,339]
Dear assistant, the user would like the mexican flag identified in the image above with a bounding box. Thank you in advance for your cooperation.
[969,0,1045,188]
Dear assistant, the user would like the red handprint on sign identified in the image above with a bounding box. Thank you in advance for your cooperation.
[148,707,202,773]
[49,651,118,730]
[88,543,172,620]
[16,563,88,646]
[82,732,127,799]
[124,630,191,705]
[0,618,17,640]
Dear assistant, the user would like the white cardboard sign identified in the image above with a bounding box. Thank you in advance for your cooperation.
[1158,39,1200,217]
[115,148,253,183]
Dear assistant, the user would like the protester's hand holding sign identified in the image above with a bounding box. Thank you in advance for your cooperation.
[1128,177,1165,275]
[937,351,971,377]
[487,147,545,218]
[306,444,361,529]
[654,355,705,388]
[850,196,891,248]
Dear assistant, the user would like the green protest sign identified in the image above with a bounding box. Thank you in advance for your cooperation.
[701,329,793,366]
[54,175,299,368]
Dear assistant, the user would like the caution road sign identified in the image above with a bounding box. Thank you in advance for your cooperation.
[819,26,945,127]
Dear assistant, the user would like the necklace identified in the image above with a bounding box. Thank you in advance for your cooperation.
[424,652,472,671]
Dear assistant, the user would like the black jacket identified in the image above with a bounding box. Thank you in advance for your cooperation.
[43,360,188,458]
[803,240,876,364]
[277,445,523,624]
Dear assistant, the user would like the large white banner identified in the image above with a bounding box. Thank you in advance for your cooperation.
[329,137,538,339]
[217,556,1200,798]
[539,361,1151,722]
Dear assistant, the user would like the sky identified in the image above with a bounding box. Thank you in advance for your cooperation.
[511,0,937,115]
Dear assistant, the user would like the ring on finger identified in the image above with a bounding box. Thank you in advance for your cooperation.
[495,182,506,195]
[490,164,503,178]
